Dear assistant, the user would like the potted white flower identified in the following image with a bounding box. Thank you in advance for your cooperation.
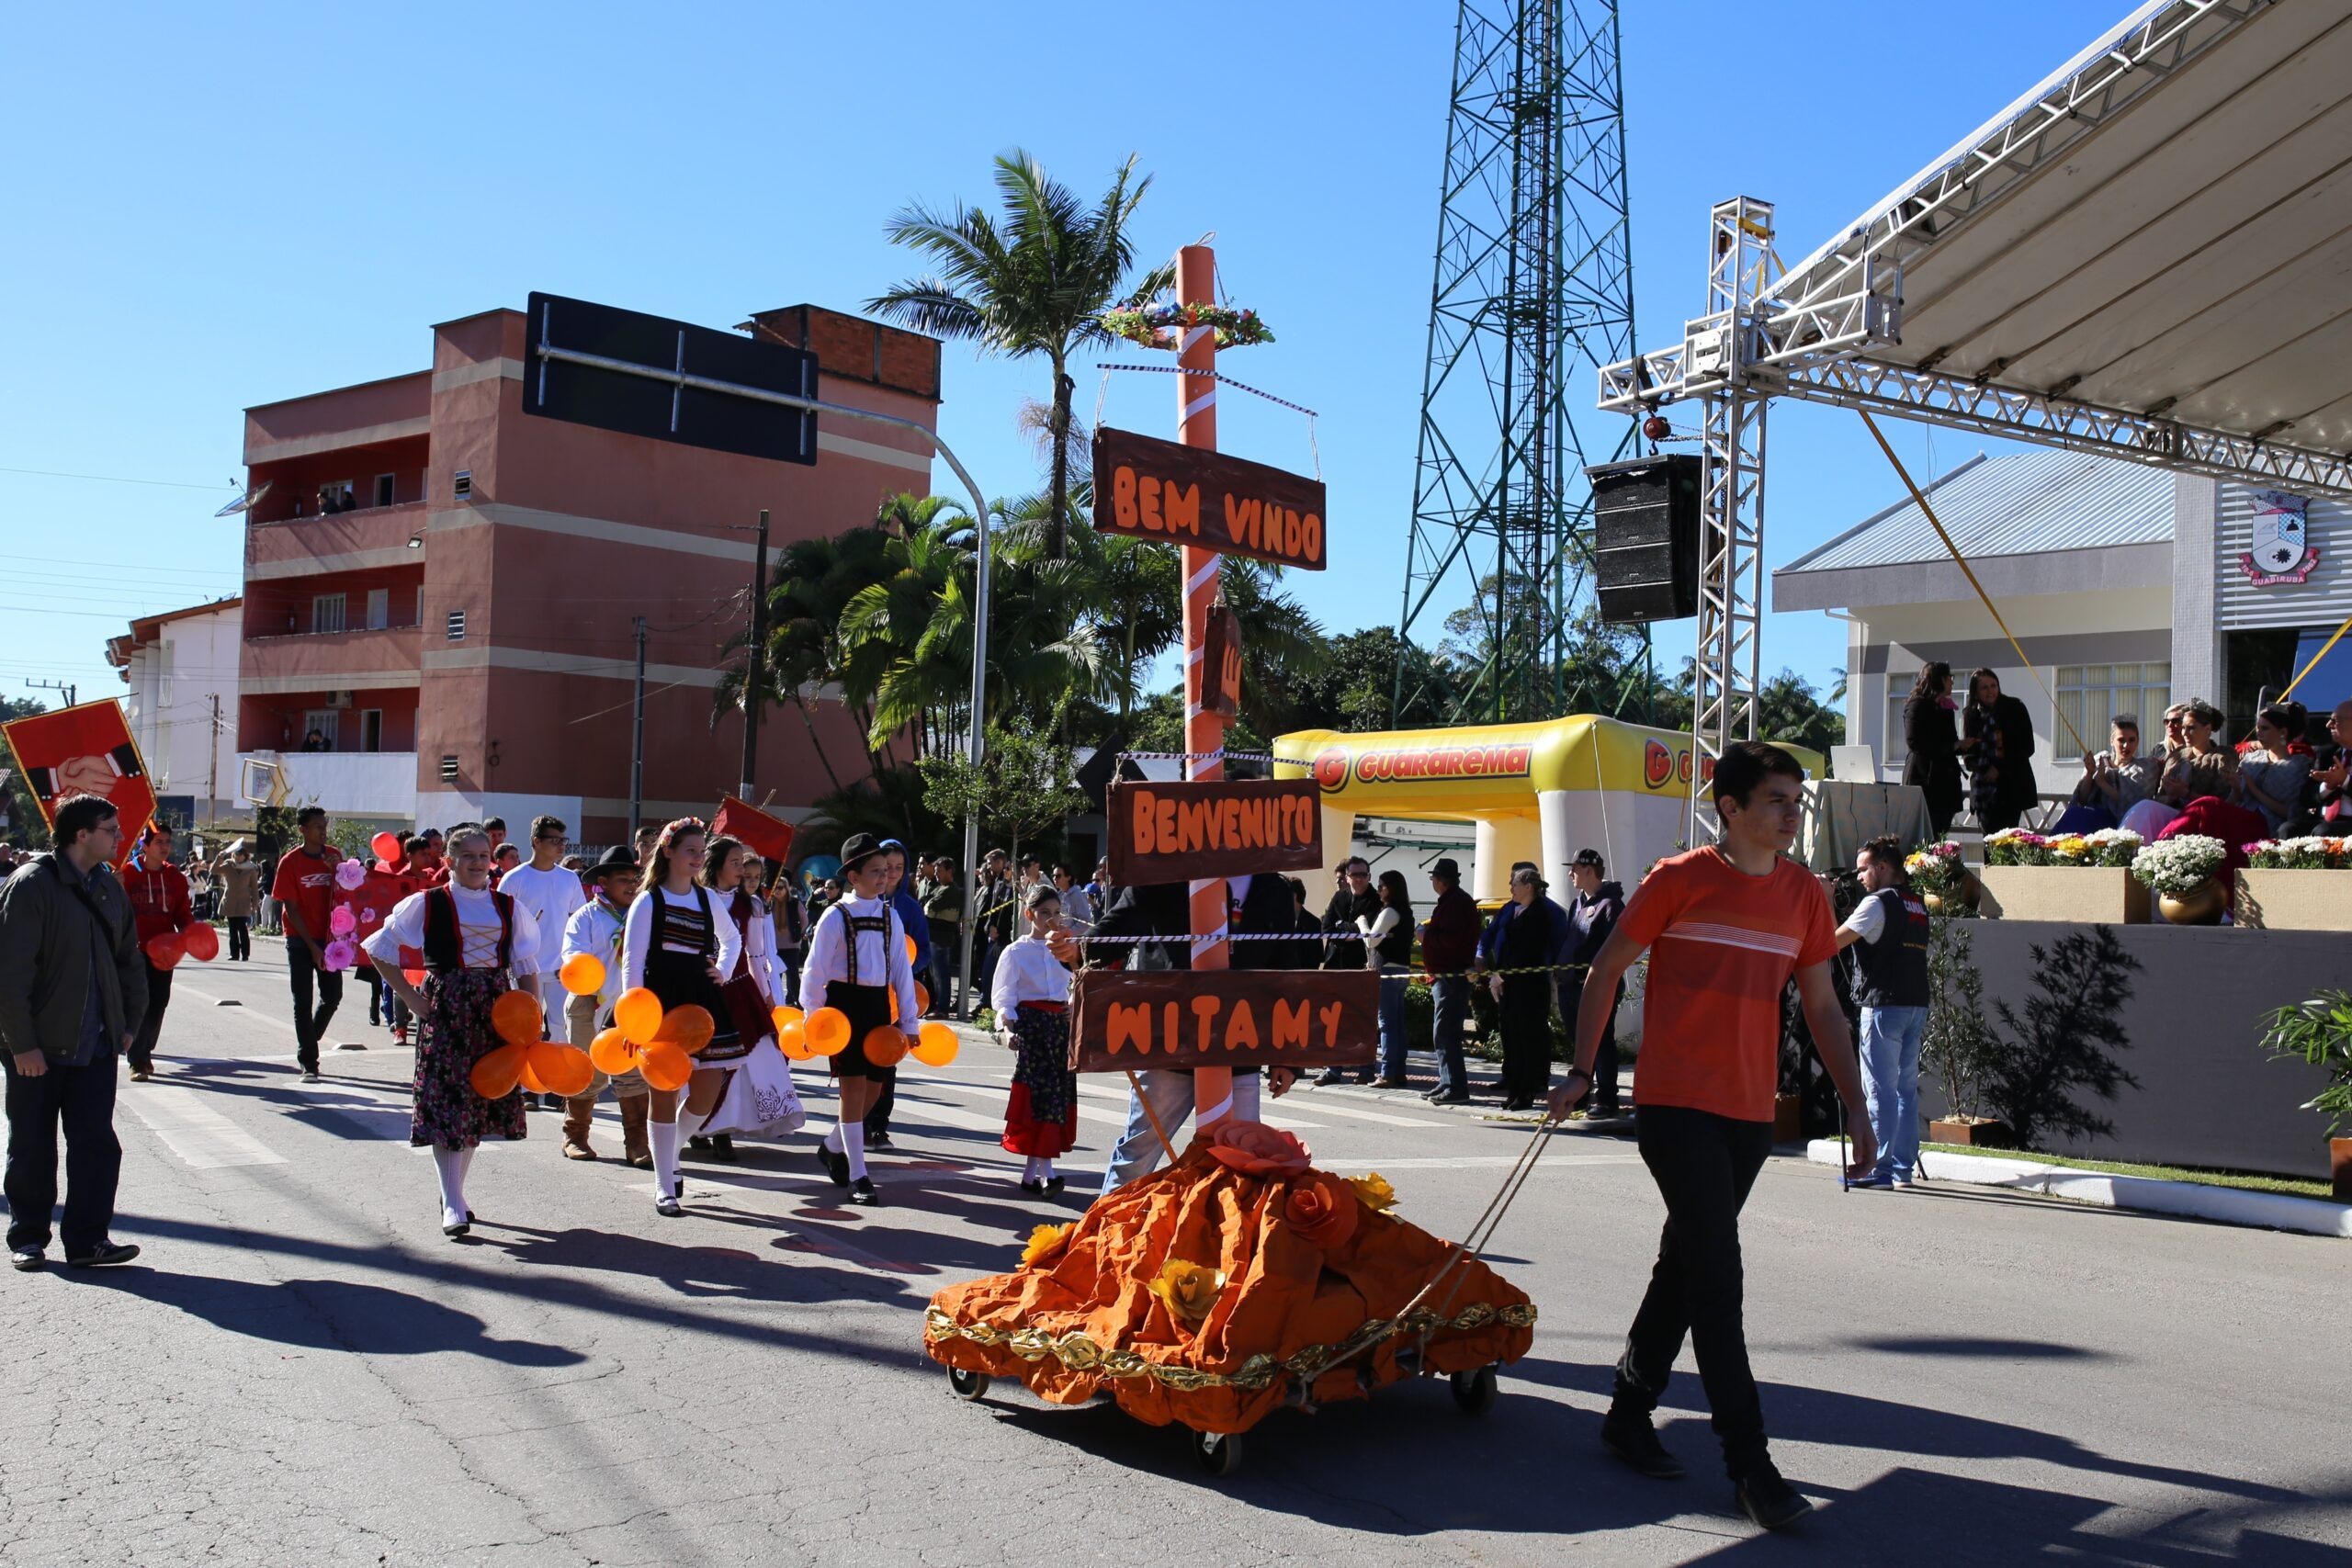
[2128,833,2229,925]
[1977,828,2148,923]
[2235,836,2352,931]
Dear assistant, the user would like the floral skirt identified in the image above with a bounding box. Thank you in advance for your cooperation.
[412,968,527,1151]
[1003,1006,1076,1159]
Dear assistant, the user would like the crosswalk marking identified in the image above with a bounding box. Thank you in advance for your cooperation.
[122,1090,287,1170]
[1275,1095,1445,1129]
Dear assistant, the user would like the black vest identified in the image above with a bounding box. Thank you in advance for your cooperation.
[1850,887,1930,1010]
[421,886,515,973]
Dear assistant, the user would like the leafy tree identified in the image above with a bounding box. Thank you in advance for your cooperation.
[1923,921,2002,1122]
[1289,627,1457,735]
[0,696,51,849]
[919,726,1089,872]
[1758,667,1846,756]
[1984,926,2143,1149]
[871,151,1172,558]
[800,766,949,855]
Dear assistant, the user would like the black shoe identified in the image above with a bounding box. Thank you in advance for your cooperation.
[709,1134,736,1163]
[1427,1089,1472,1104]
[1044,1176,1066,1196]
[816,1145,850,1188]
[687,1134,713,1153]
[1313,1068,1350,1086]
[655,1194,684,1218]
[1019,1179,1046,1196]
[9,1248,42,1272]
[866,1130,893,1151]
[846,1177,878,1206]
[1733,1464,1813,1530]
[65,1241,141,1269]
[1600,1408,1684,1479]
[443,1220,470,1238]
[1372,1076,1411,1089]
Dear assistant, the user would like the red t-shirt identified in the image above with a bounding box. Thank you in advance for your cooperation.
[271,846,342,942]
[1615,847,1836,1122]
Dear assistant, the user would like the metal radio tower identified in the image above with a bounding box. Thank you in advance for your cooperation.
[1396,0,1636,724]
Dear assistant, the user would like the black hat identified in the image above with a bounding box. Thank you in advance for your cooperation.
[1430,857,1462,882]
[587,844,639,880]
[1569,848,1606,871]
[839,832,887,872]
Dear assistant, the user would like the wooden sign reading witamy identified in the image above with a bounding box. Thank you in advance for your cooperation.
[1106,778,1323,886]
[1069,969,1377,1074]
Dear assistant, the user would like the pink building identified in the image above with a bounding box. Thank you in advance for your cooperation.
[235,302,941,842]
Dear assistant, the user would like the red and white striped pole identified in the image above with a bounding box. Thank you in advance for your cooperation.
[1176,244,1235,1131]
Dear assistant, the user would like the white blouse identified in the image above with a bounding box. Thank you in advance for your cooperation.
[364,885,541,974]
[801,894,920,1034]
[1355,907,1403,969]
[990,934,1071,1027]
[560,897,628,1010]
[620,883,745,993]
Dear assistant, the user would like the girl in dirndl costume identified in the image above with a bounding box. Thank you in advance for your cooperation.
[363,828,541,1238]
[621,820,741,1217]
[800,832,922,1207]
[991,881,1077,1194]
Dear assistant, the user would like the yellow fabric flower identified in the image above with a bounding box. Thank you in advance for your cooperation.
[1148,1258,1227,1325]
[1021,1223,1071,1269]
[1348,1172,1398,1213]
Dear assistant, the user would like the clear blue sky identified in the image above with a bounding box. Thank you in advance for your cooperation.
[0,0,2130,716]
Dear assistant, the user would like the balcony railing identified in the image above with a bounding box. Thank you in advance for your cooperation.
[242,623,424,685]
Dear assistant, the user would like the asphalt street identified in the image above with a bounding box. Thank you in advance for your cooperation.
[5,941,2346,1567]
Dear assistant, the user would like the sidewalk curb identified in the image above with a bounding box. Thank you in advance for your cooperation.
[1804,1139,2352,1239]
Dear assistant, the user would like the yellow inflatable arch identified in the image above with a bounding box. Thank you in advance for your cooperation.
[1271,716,1823,903]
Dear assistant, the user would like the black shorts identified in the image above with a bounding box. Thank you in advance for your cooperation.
[824,981,896,1079]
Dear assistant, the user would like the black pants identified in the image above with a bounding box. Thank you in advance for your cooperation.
[1612,1105,1776,1480]
[227,916,252,962]
[1560,977,1623,1112]
[364,967,383,1024]
[865,1064,897,1138]
[288,941,343,1070]
[4,1048,120,1258]
[1498,975,1553,1103]
[129,962,172,1071]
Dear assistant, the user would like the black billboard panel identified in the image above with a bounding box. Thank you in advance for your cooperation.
[522,291,817,465]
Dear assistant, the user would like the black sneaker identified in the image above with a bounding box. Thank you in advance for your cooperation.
[1600,1409,1685,1480]
[9,1248,43,1272]
[846,1177,878,1206]
[300,1068,322,1084]
[687,1134,713,1153]
[865,1130,893,1151]
[1313,1068,1351,1087]
[1733,1464,1814,1530]
[65,1241,141,1269]
[709,1134,736,1162]
[1427,1089,1472,1104]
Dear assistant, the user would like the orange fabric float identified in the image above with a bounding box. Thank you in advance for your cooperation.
[923,1125,1534,1436]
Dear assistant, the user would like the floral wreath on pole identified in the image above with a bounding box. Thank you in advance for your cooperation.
[1101,296,1275,352]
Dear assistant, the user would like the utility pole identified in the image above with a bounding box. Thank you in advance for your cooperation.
[628,616,648,847]
[25,679,75,708]
[738,509,768,799]
[207,693,221,829]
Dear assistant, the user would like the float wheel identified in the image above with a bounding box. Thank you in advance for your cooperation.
[1193,1429,1243,1477]
[1450,1364,1498,1415]
[947,1366,991,1402]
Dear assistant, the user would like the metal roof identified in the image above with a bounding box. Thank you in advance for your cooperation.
[1769,0,2352,488]
[1779,447,2173,574]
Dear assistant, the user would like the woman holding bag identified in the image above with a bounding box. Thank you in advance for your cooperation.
[992,882,1077,1194]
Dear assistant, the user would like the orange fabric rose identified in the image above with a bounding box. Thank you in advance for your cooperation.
[1205,1120,1312,1178]
[1283,1172,1357,1250]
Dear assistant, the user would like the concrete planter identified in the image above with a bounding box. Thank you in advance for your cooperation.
[1976,865,2150,924]
[2233,867,2352,931]
[1929,1116,2011,1148]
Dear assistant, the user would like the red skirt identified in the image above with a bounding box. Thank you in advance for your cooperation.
[1003,1002,1076,1158]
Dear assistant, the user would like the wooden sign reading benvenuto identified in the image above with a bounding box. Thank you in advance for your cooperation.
[1107,778,1323,886]
[1069,969,1377,1074]
[1091,426,1328,570]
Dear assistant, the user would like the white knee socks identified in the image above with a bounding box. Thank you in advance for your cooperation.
[433,1146,467,1226]
[676,1106,707,1144]
[841,1122,868,1180]
[650,1120,682,1201]
[823,1125,843,1153]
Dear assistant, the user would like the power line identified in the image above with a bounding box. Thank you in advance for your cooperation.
[0,466,233,491]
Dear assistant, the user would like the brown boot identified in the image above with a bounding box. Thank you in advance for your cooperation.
[619,1094,653,1168]
[561,1090,598,1159]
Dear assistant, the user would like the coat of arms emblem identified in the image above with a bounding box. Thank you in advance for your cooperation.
[2242,491,2318,585]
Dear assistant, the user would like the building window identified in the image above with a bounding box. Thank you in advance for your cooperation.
[311,593,347,635]
[374,473,396,508]
[2053,662,2170,761]
[158,640,175,706]
[452,468,472,500]
[366,588,389,630]
[440,754,459,782]
[446,609,466,640]
[360,709,383,753]
[302,710,340,750]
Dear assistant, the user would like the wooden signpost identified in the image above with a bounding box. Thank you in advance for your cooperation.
[1107,777,1323,886]
[1091,426,1328,571]
[1069,968,1377,1075]
[1201,602,1243,718]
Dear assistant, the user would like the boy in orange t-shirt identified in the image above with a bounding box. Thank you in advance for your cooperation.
[1550,741,1874,1531]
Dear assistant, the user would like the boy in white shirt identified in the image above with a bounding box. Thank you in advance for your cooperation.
[558,846,648,1166]
[496,815,589,1108]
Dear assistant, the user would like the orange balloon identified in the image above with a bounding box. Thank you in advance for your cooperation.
[805,1007,850,1056]
[771,1005,804,1035]
[491,988,544,1047]
[911,1019,959,1067]
[914,981,930,1015]
[776,1021,812,1060]
[590,1027,637,1076]
[403,968,427,987]
[530,1042,595,1098]
[903,933,917,964]
[864,1026,910,1067]
[469,1042,529,1100]
[888,987,899,1022]
[613,987,662,1042]
[559,953,606,997]
[638,1040,693,1091]
[653,1004,715,1056]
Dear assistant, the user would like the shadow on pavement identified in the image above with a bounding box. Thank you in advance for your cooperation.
[1839,1333,2119,1361]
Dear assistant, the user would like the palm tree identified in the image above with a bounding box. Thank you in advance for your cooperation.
[869,150,1173,558]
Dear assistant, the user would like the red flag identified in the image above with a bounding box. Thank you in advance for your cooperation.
[711,795,795,864]
[0,700,156,863]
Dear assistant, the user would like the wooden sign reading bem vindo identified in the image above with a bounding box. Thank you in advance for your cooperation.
[1069,969,1378,1074]
[1106,777,1323,886]
[1091,426,1327,570]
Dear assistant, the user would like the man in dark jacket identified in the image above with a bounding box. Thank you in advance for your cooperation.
[1314,857,1382,1085]
[1561,850,1627,1118]
[0,793,147,1270]
[1418,857,1483,1103]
